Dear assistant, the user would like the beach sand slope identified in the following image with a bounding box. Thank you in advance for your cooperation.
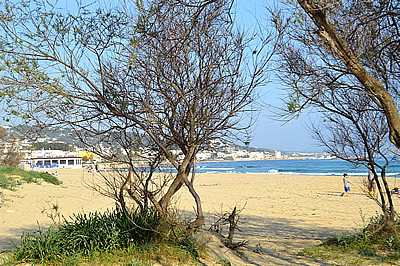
[0,170,390,264]
[177,173,386,265]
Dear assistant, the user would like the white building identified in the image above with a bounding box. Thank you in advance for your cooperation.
[23,156,82,169]
[21,149,83,169]
[248,151,265,160]
[196,151,213,161]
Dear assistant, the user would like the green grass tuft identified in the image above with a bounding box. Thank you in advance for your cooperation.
[297,214,400,264]
[0,167,62,190]
[7,208,199,265]
[216,258,231,265]
[0,173,21,191]
[179,234,200,259]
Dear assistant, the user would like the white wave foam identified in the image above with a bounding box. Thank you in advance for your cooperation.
[200,167,235,171]
[197,168,400,177]
[267,169,279,174]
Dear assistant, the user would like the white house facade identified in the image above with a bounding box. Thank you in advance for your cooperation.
[22,156,82,169]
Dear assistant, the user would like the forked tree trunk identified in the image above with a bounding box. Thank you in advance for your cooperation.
[184,175,205,233]
[157,147,205,232]
[373,167,396,226]
[374,174,387,215]
[186,156,205,232]
[158,148,195,215]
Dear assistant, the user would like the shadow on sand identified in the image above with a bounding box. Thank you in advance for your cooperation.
[0,223,48,251]
[1,210,356,265]
[181,209,355,265]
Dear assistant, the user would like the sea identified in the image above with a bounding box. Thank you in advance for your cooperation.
[194,159,400,177]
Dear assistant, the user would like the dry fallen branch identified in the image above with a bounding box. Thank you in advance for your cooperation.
[209,204,247,249]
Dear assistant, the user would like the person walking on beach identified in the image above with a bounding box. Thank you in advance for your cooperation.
[367,163,377,196]
[342,173,353,196]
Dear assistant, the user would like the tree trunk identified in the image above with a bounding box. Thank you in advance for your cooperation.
[381,169,395,221]
[374,173,387,215]
[298,0,400,149]
[184,174,205,233]
[158,147,195,215]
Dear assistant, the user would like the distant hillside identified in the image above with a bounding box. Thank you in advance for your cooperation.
[232,144,274,153]
[7,125,282,153]
[10,125,76,143]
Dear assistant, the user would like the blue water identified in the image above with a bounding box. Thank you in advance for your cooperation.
[195,159,400,177]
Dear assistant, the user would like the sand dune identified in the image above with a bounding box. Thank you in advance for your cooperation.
[0,169,390,264]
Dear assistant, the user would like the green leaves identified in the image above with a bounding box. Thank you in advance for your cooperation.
[284,88,301,113]
[13,208,161,262]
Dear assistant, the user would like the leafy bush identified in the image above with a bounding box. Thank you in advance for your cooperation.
[323,214,400,254]
[23,170,62,185]
[0,167,29,176]
[179,234,200,259]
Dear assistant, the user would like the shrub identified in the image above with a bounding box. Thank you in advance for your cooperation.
[299,214,400,264]
[0,167,62,190]
[13,224,61,262]
[0,172,21,190]
[12,208,161,263]
[26,171,62,185]
[179,235,200,259]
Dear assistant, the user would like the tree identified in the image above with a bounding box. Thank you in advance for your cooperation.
[272,0,400,226]
[309,84,396,224]
[273,0,400,148]
[0,126,23,167]
[84,129,175,215]
[0,0,273,230]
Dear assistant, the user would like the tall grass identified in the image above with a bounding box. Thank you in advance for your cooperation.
[0,173,21,191]
[0,166,62,190]
[297,214,400,264]
[6,207,202,265]
[2,207,204,265]
[10,208,171,264]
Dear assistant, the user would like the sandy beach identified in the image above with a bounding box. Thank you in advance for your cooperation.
[0,169,389,264]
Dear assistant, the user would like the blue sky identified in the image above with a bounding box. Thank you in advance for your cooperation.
[4,0,321,152]
[56,0,323,152]
[235,0,322,152]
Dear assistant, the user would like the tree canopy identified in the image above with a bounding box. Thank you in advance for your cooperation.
[272,0,400,223]
[0,0,273,229]
[273,0,400,148]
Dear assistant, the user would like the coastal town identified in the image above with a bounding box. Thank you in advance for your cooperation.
[0,0,398,264]
[0,126,331,170]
